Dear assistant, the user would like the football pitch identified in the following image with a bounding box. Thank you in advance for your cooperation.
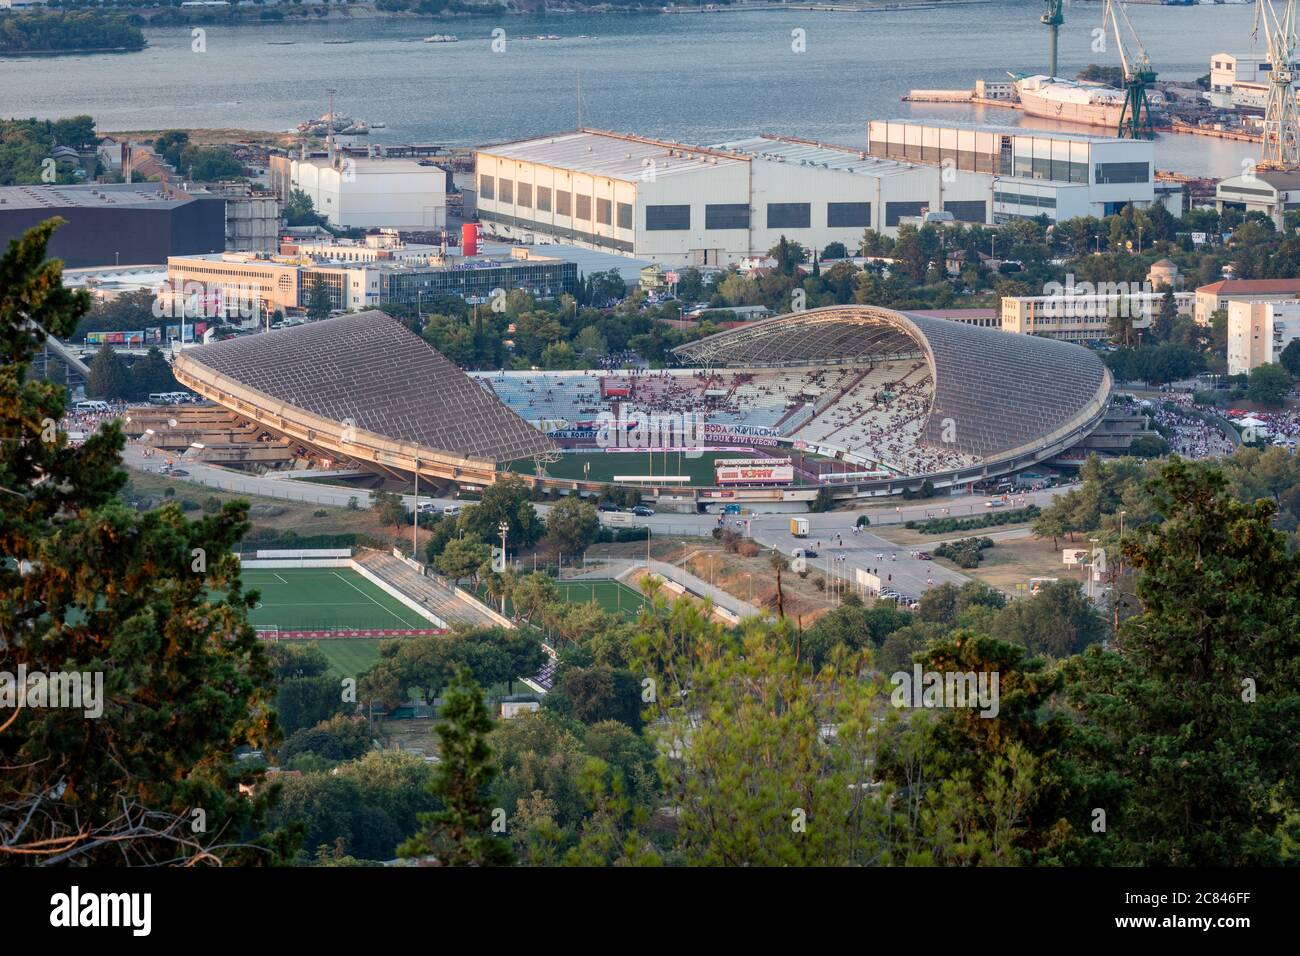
[243,567,428,632]
[507,449,783,485]
[554,579,651,621]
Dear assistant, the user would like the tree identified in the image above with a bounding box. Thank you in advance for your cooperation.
[284,188,327,228]
[1063,458,1300,865]
[86,341,131,399]
[399,669,514,866]
[1282,338,1300,378]
[371,489,407,528]
[1247,362,1292,408]
[458,475,544,549]
[436,535,491,587]
[0,221,285,865]
[544,665,643,730]
[129,346,178,397]
[306,277,333,321]
[821,241,848,260]
[991,579,1107,658]
[546,495,599,556]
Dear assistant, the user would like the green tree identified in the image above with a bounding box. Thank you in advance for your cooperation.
[436,535,491,587]
[545,495,599,556]
[0,221,285,865]
[458,475,544,549]
[1063,458,1300,865]
[399,669,514,866]
[86,341,131,399]
[306,277,333,321]
[1247,362,1292,408]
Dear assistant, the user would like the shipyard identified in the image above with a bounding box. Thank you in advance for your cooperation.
[1,0,1297,908]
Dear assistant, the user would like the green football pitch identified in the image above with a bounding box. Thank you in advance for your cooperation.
[243,567,428,632]
[554,579,651,621]
[507,449,819,486]
[281,638,384,678]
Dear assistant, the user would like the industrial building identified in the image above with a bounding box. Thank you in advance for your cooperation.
[163,244,576,318]
[1215,168,1300,229]
[268,148,448,231]
[0,182,225,268]
[1228,299,1300,375]
[474,128,995,266]
[866,120,1178,221]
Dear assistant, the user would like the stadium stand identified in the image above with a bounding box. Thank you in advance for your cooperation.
[173,311,554,484]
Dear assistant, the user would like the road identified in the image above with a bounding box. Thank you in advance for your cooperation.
[125,442,1068,602]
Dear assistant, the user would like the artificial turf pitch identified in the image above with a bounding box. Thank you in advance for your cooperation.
[554,580,651,621]
[243,567,426,632]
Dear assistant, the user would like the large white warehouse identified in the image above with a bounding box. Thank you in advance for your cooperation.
[474,129,996,267]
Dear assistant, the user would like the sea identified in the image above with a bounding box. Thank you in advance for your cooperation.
[0,1,1268,178]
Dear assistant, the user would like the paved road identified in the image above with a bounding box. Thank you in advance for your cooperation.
[126,441,1066,601]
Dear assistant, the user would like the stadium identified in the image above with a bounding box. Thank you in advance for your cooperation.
[163,306,1115,504]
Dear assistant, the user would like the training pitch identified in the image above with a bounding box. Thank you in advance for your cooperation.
[243,567,428,632]
[554,579,652,621]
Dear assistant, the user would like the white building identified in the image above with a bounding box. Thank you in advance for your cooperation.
[1227,299,1300,375]
[474,128,992,266]
[1001,290,1192,344]
[270,151,447,231]
[867,120,1174,222]
[1216,169,1300,230]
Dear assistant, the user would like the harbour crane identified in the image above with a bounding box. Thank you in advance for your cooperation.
[1254,0,1300,169]
[1102,0,1157,140]
[1042,0,1064,78]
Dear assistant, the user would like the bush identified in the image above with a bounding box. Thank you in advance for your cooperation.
[905,505,1041,535]
[856,515,870,528]
[313,509,328,518]
[736,539,761,558]
[202,496,221,514]
[180,498,201,512]
[934,536,994,568]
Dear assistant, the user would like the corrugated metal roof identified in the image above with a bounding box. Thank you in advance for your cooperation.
[712,135,919,178]
[478,129,747,181]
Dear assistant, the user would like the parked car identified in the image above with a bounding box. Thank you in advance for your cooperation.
[917,551,932,560]
[791,547,818,559]
[631,505,655,517]
[597,501,621,512]
[168,469,189,478]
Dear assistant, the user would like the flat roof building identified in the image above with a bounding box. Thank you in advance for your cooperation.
[474,128,992,266]
[1215,169,1300,230]
[1228,299,1300,375]
[269,150,448,231]
[867,119,1168,222]
[0,182,225,268]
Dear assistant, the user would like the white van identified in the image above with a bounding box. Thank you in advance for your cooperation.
[74,400,109,413]
[442,504,463,517]
[148,393,173,405]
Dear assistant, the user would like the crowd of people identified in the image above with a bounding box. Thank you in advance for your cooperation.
[1151,395,1239,460]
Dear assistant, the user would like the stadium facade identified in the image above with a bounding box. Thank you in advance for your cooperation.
[169,305,1113,501]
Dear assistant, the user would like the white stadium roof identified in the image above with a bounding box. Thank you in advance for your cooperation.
[478,129,748,182]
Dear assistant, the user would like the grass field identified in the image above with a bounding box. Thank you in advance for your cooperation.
[507,449,804,486]
[243,567,428,631]
[554,579,652,621]
[281,638,384,678]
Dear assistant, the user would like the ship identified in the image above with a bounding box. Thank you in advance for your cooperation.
[1012,74,1164,130]
[423,34,458,43]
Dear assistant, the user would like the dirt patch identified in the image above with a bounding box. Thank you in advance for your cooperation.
[679,545,836,626]
[936,535,1081,595]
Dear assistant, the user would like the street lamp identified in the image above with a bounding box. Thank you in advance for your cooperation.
[412,458,420,555]
[498,521,509,614]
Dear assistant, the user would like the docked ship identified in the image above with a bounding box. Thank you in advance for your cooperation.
[1012,74,1163,130]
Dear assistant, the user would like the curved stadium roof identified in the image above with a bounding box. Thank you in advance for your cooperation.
[673,306,1112,460]
[174,311,554,467]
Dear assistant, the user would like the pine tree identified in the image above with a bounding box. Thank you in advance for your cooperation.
[0,221,289,865]
[399,669,514,866]
[86,341,131,399]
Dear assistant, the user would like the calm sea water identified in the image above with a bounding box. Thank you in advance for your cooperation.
[0,1,1265,177]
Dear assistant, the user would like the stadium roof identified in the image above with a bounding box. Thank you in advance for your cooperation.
[673,306,1111,458]
[176,311,554,464]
